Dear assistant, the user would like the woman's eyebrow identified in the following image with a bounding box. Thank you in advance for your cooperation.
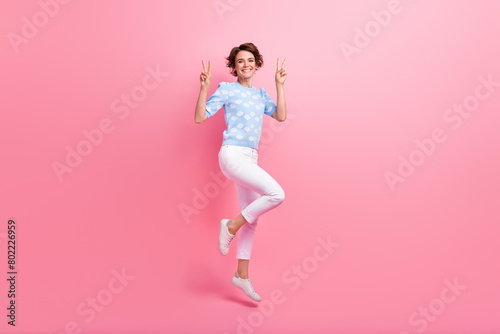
[237,57,255,61]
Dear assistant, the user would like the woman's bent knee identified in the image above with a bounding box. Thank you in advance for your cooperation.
[271,187,285,204]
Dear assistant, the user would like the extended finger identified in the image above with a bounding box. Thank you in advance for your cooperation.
[208,60,211,73]
[281,57,287,70]
[277,57,280,70]
[202,60,206,72]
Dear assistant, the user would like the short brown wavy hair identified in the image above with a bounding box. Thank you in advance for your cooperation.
[225,42,264,77]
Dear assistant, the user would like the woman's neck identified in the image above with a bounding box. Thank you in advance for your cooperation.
[237,77,253,88]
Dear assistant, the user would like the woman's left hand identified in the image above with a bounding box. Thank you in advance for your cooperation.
[275,57,287,85]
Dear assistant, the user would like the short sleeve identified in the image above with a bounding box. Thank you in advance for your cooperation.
[260,88,277,117]
[205,82,229,118]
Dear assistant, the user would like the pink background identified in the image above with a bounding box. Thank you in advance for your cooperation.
[1,0,499,333]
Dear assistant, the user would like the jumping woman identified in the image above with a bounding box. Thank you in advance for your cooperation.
[194,42,287,302]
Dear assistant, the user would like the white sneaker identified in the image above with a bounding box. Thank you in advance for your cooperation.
[231,272,261,302]
[219,219,235,256]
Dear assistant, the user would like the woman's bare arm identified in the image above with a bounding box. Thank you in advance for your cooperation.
[272,57,287,122]
[194,60,211,124]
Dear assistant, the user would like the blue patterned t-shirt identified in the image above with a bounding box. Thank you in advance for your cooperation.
[205,81,277,149]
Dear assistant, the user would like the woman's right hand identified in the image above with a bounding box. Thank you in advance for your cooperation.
[200,60,211,88]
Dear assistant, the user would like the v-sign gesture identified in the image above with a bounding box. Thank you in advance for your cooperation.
[195,60,212,124]
[272,57,287,122]
[200,60,211,87]
[275,57,287,85]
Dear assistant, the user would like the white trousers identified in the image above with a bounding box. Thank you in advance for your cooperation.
[218,144,285,260]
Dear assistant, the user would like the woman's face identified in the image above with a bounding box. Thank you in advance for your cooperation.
[234,50,256,79]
